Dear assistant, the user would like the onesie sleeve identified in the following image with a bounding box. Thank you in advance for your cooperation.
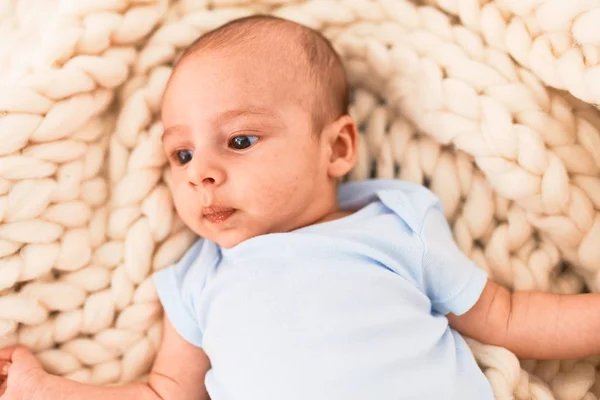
[152,239,206,347]
[419,202,488,316]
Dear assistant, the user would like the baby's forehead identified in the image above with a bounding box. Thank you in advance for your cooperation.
[168,54,310,103]
[161,68,311,137]
[167,39,314,103]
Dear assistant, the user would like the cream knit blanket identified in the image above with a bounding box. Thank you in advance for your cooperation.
[1,1,600,399]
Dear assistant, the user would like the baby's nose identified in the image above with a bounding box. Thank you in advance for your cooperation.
[186,156,225,187]
[188,168,225,187]
[190,175,220,188]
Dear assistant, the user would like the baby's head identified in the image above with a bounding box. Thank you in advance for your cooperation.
[161,15,358,248]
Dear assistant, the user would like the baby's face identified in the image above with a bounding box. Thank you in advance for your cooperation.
[161,51,334,248]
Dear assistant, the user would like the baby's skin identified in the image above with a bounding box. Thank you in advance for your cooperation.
[3,15,600,400]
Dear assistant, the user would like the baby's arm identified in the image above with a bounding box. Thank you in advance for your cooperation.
[0,315,211,400]
[448,280,600,360]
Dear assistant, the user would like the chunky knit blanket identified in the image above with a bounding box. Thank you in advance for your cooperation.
[1,1,600,399]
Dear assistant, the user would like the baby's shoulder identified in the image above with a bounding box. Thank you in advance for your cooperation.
[366,180,443,234]
[167,238,221,295]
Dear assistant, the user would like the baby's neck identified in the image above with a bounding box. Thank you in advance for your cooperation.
[311,209,355,225]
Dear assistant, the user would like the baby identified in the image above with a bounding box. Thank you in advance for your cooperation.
[2,14,600,400]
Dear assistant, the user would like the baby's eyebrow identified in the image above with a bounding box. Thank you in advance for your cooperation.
[213,107,283,126]
[161,126,187,141]
[162,107,284,141]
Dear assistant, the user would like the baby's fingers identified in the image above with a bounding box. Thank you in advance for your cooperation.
[0,346,38,368]
[0,360,8,375]
[0,361,8,396]
[0,346,18,362]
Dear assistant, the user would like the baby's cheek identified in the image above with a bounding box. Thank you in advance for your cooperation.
[259,163,300,198]
[262,176,309,221]
[234,152,314,220]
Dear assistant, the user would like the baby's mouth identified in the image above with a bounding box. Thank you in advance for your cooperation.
[202,207,236,223]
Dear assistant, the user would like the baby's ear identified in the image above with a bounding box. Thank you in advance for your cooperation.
[325,115,358,178]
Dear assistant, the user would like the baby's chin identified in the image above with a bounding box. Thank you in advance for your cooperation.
[191,210,302,248]
[195,223,263,249]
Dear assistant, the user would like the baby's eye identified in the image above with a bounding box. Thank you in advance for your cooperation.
[229,135,258,150]
[175,149,193,164]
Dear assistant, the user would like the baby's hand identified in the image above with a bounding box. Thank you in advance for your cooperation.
[0,346,47,400]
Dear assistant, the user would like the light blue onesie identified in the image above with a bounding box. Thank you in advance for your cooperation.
[152,179,494,399]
